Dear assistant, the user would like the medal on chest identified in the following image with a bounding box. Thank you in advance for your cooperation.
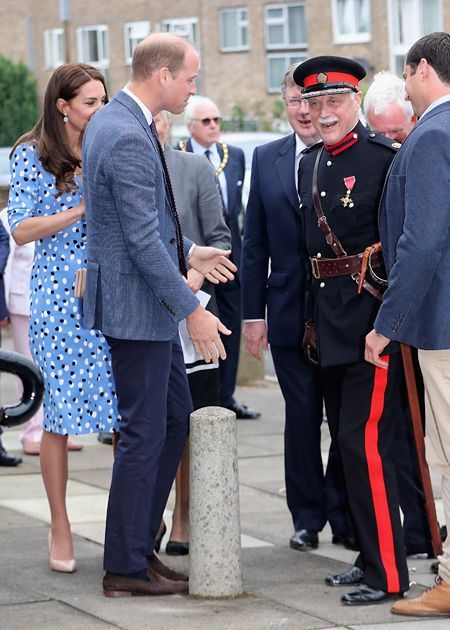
[340,176,356,208]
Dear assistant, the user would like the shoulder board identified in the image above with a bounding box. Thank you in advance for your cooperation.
[302,140,323,155]
[367,132,401,151]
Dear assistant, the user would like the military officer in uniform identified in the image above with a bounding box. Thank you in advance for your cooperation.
[295,56,409,605]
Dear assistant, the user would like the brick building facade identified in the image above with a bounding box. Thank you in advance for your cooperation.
[0,1,449,122]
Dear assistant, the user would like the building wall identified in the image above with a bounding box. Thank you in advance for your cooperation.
[0,1,448,121]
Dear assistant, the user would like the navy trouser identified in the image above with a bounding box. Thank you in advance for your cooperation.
[104,336,191,575]
[271,345,351,534]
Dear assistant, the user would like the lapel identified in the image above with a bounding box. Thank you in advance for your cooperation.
[275,133,298,211]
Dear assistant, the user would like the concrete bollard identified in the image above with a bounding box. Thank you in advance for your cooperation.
[189,406,243,598]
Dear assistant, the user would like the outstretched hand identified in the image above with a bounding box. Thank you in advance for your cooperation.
[189,246,237,284]
[186,305,232,364]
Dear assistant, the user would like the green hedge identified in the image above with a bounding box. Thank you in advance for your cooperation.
[0,55,39,146]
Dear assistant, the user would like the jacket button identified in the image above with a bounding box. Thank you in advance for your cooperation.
[169,238,176,244]
[320,191,326,197]
[320,282,325,288]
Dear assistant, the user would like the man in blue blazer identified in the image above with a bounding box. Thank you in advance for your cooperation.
[83,33,236,597]
[179,96,260,420]
[365,32,450,617]
[241,64,352,551]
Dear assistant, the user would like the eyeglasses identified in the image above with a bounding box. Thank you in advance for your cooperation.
[285,98,304,108]
[191,116,222,126]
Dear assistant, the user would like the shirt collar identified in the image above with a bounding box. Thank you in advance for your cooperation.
[122,85,153,126]
[295,134,307,157]
[421,94,450,119]
[190,137,218,155]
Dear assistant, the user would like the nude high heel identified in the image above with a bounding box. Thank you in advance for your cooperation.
[48,530,77,573]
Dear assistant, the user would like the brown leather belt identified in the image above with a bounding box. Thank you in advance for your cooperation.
[310,251,381,279]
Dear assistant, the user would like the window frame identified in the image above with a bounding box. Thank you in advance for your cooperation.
[43,28,64,70]
[264,2,307,50]
[160,17,199,47]
[388,0,443,75]
[331,0,372,44]
[219,7,250,52]
[76,24,109,70]
[266,52,308,93]
[123,20,150,65]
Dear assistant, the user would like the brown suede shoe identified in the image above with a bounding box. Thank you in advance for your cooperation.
[148,552,188,582]
[391,579,450,617]
[103,566,188,597]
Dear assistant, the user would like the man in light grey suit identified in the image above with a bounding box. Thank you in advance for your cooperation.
[83,33,236,597]
[365,32,450,617]
[155,110,230,553]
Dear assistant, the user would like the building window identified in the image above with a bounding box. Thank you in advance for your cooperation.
[265,3,307,49]
[43,28,64,69]
[160,18,199,47]
[220,7,250,52]
[331,0,371,44]
[124,21,150,64]
[389,0,442,75]
[267,52,307,92]
[77,25,109,69]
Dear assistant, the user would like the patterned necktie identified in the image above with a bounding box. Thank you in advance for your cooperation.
[149,119,187,277]
[204,149,228,222]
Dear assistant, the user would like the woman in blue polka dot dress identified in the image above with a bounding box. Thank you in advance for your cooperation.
[8,64,119,573]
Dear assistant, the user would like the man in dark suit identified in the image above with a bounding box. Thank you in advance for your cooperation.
[178,96,260,420]
[83,33,236,597]
[366,31,450,617]
[296,56,409,605]
[241,64,352,552]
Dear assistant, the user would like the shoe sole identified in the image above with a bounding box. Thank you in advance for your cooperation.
[391,609,450,617]
[289,542,318,551]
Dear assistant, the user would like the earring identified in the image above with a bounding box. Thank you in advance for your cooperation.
[63,114,69,123]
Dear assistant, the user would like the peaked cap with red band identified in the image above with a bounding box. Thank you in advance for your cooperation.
[293,56,366,99]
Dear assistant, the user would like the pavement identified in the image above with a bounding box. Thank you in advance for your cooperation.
[0,337,447,630]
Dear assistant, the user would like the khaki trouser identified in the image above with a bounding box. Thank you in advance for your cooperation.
[418,348,450,585]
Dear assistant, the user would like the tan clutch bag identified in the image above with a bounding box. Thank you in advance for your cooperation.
[74,268,87,298]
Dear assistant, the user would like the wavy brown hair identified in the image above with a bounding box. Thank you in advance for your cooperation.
[13,63,108,195]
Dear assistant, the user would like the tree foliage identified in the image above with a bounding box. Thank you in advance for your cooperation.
[0,54,40,146]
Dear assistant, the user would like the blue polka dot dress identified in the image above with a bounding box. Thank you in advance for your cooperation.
[8,143,119,435]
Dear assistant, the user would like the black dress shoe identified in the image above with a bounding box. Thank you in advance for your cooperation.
[224,401,261,420]
[341,583,402,606]
[154,520,166,554]
[332,532,360,551]
[0,446,22,467]
[165,540,189,556]
[405,544,434,559]
[289,529,318,551]
[325,565,364,586]
[97,432,113,445]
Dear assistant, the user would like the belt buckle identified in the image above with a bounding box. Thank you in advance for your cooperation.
[310,257,320,279]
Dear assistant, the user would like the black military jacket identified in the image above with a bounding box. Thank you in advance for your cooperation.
[298,121,398,367]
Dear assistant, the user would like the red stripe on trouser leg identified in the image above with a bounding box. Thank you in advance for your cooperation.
[364,357,400,593]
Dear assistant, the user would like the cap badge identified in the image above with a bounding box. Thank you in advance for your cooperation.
[391,142,402,149]
[316,72,328,84]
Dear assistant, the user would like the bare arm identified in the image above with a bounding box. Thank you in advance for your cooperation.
[12,201,85,246]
